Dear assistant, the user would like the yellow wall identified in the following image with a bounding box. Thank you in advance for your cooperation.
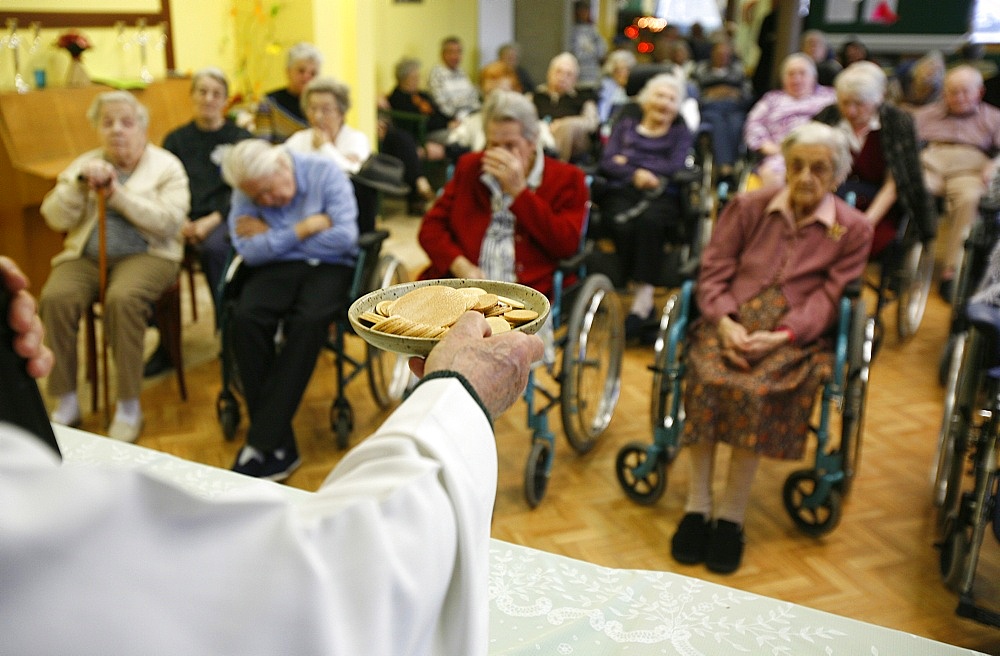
[1,0,480,140]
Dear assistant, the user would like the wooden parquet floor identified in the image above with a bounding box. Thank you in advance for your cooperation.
[53,209,1000,654]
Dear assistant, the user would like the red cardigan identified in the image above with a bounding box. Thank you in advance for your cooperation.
[418,151,587,296]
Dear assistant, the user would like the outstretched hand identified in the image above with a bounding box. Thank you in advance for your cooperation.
[1,256,54,379]
[409,311,544,419]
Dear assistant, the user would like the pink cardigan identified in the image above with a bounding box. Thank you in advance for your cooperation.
[697,186,873,345]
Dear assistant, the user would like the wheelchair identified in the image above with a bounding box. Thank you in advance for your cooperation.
[215,230,410,449]
[935,297,1000,628]
[614,277,874,536]
[521,209,626,508]
[934,202,1000,509]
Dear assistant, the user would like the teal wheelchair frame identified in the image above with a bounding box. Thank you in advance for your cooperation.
[614,278,874,536]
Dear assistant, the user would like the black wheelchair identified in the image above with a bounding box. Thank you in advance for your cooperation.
[215,230,410,449]
[935,297,1000,628]
[614,277,874,536]
[934,202,1000,508]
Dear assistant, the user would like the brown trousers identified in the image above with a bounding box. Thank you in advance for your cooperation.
[921,143,990,271]
[40,254,178,400]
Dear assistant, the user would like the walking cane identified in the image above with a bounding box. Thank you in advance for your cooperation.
[96,185,111,427]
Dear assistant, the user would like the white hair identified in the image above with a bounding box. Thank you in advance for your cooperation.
[86,91,149,129]
[220,139,291,189]
[835,61,886,105]
[781,121,853,185]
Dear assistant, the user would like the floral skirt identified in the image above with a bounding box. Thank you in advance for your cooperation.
[681,286,833,460]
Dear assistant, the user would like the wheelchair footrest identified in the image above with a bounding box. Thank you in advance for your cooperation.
[957,594,1000,628]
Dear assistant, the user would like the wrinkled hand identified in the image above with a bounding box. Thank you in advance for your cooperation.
[409,312,544,419]
[449,255,485,280]
[717,316,788,371]
[234,215,269,238]
[1,256,54,379]
[482,146,527,197]
[79,159,117,194]
[181,212,221,244]
[633,168,661,191]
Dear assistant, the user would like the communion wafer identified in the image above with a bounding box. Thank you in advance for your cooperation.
[495,294,524,309]
[375,300,394,317]
[485,316,511,334]
[471,293,499,313]
[503,309,538,325]
[389,285,469,327]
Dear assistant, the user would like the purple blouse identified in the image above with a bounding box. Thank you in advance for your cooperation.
[598,116,694,186]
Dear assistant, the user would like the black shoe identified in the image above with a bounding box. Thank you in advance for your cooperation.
[671,512,711,565]
[939,277,955,304]
[706,519,745,574]
[232,444,301,483]
[143,344,172,378]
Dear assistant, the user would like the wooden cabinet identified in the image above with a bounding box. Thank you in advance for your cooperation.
[0,77,191,291]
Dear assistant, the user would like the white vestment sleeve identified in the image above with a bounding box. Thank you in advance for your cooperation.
[0,377,496,656]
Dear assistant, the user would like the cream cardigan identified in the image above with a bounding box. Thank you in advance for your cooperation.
[40,143,190,266]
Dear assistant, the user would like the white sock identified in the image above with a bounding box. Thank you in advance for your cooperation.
[629,283,655,318]
[237,445,264,466]
[717,447,761,525]
[51,392,81,425]
[685,440,716,516]
[113,397,143,426]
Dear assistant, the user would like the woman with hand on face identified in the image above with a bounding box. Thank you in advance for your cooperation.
[418,90,587,297]
[670,122,872,575]
[39,91,189,443]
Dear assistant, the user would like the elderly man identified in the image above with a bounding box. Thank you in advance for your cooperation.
[915,64,1000,299]
[532,52,600,163]
[221,139,358,481]
[428,36,481,123]
[418,90,587,297]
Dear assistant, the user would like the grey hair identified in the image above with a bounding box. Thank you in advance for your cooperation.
[781,121,853,185]
[483,89,540,144]
[220,138,292,189]
[286,42,323,69]
[801,29,829,48]
[602,49,637,76]
[946,64,985,90]
[835,61,886,105]
[191,66,229,96]
[637,72,687,105]
[301,76,352,115]
[86,91,149,129]
[498,42,520,58]
[548,52,580,77]
[780,52,818,81]
[395,57,421,84]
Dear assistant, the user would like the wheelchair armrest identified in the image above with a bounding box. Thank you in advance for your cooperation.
[842,278,862,299]
[678,256,700,282]
[558,241,592,273]
[670,167,701,186]
[358,230,389,254]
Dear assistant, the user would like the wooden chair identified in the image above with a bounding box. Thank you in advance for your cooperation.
[182,244,200,322]
[84,189,186,424]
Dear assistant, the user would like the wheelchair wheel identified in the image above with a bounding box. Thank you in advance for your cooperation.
[840,311,874,498]
[934,331,968,506]
[524,439,553,508]
[366,255,410,407]
[615,441,667,505]
[895,239,934,341]
[940,509,972,591]
[560,274,624,454]
[782,469,844,537]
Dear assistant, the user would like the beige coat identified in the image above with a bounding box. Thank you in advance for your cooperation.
[40,144,190,266]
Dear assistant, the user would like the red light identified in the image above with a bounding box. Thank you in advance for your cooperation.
[637,41,653,54]
[624,25,639,40]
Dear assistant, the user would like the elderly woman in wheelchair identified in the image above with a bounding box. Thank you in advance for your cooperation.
[661,122,872,573]
[813,61,935,342]
[591,72,694,341]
